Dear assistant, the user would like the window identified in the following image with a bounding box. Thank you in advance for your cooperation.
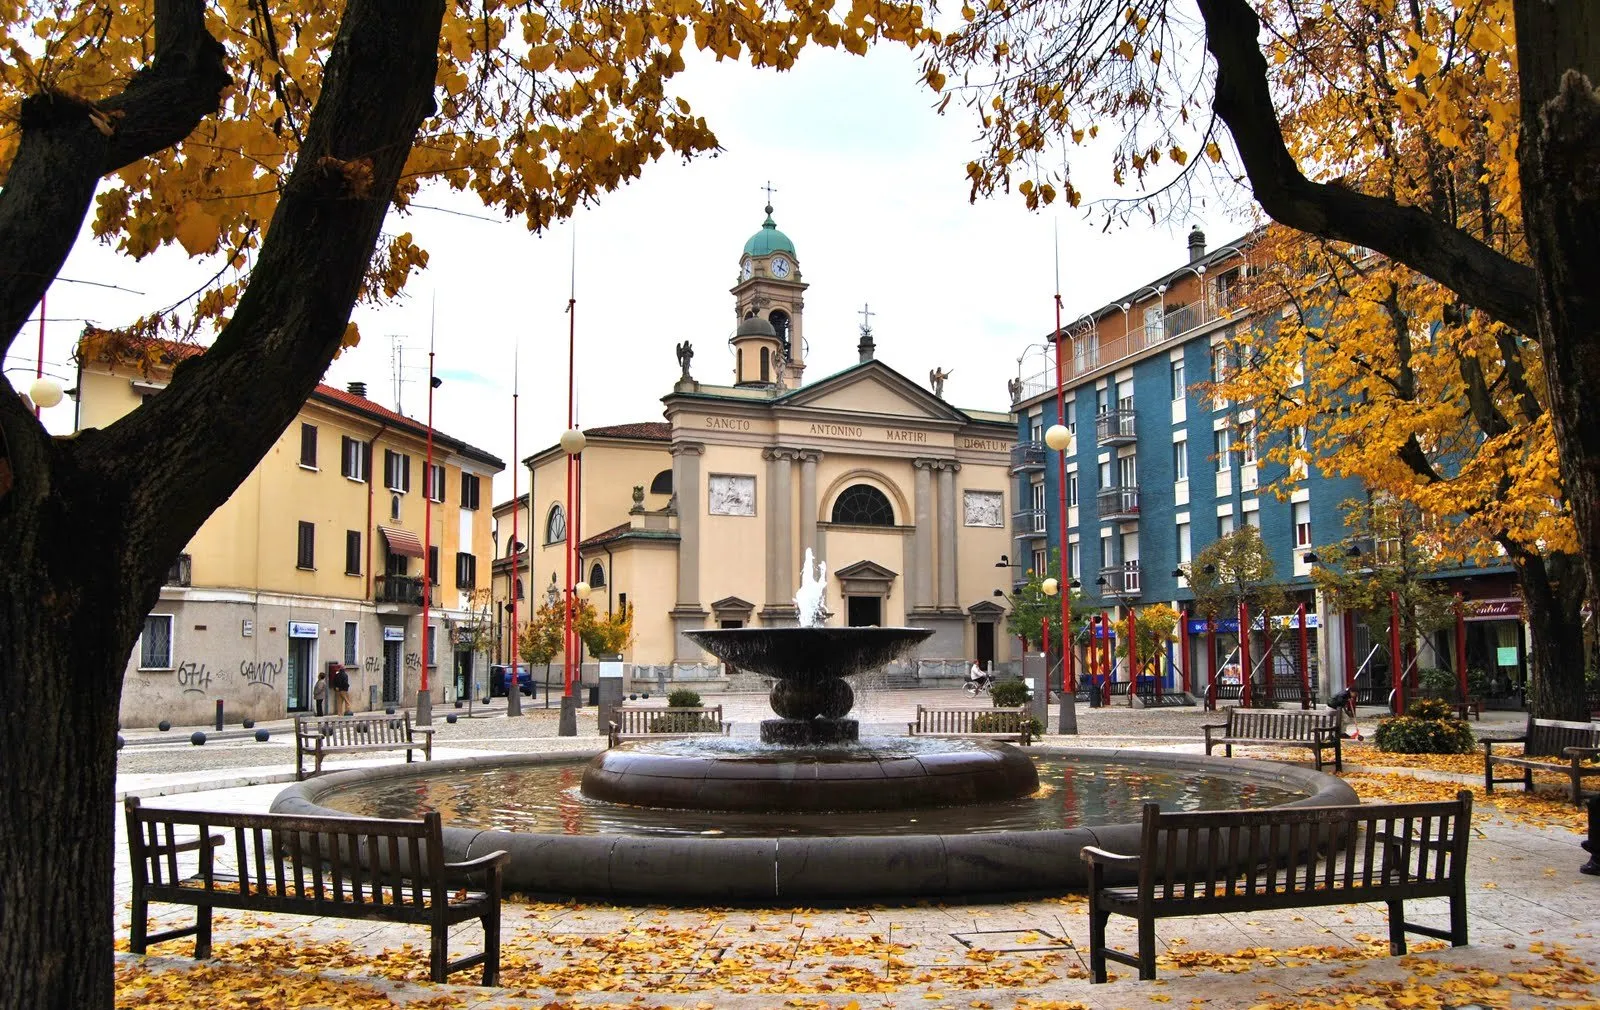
[546,504,566,544]
[1067,473,1079,507]
[1241,510,1259,529]
[1143,304,1164,341]
[341,436,370,482]
[1173,439,1188,481]
[426,624,437,668]
[1099,530,1113,568]
[460,472,481,510]
[140,615,173,669]
[1170,358,1186,400]
[1068,541,1081,580]
[1098,459,1112,489]
[649,469,673,495]
[1177,521,1192,565]
[589,562,606,589]
[1117,392,1134,415]
[456,551,477,589]
[345,530,361,575]
[1117,455,1137,488]
[384,450,411,493]
[427,545,440,585]
[1294,501,1312,548]
[1219,513,1235,538]
[1029,416,1043,443]
[425,463,446,503]
[299,423,318,468]
[1239,423,1257,465]
[831,484,895,525]
[296,521,315,569]
[1066,399,1077,437]
[514,578,525,601]
[1214,429,1232,472]
[343,621,358,667]
[390,494,401,521]
[759,346,771,383]
[1095,387,1109,415]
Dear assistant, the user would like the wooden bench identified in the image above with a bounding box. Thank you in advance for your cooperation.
[1082,791,1473,982]
[1484,716,1600,805]
[1203,707,1343,771]
[907,705,1034,745]
[124,797,508,984]
[294,712,434,780]
[607,705,728,748]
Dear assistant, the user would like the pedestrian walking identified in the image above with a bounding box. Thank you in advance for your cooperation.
[331,664,352,715]
[312,671,328,717]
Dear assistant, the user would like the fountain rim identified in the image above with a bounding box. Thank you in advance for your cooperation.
[271,746,1359,904]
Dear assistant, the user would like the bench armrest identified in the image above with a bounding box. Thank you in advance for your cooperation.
[446,849,510,875]
[1200,722,1226,731]
[1562,746,1600,759]
[1079,845,1139,867]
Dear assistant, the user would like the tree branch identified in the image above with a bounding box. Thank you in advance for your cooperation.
[1195,0,1541,337]
[0,0,229,354]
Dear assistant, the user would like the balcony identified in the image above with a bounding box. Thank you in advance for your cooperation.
[1097,486,1141,521]
[1096,408,1138,446]
[1011,509,1047,539]
[1097,561,1143,598]
[1010,441,1047,473]
[375,575,432,608]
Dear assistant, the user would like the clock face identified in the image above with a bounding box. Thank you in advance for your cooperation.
[770,256,791,279]
[740,257,753,280]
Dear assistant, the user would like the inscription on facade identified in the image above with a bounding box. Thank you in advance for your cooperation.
[885,429,927,444]
[961,437,1010,451]
[809,423,863,438]
[704,416,752,431]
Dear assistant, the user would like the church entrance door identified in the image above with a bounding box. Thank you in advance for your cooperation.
[975,622,996,669]
[846,595,882,628]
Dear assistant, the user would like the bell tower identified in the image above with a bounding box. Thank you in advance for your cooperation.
[731,195,807,387]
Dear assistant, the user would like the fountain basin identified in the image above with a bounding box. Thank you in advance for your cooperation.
[272,748,1358,903]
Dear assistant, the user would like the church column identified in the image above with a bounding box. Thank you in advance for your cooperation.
[937,460,961,611]
[911,459,937,612]
[798,450,821,566]
[670,442,707,660]
[761,448,798,620]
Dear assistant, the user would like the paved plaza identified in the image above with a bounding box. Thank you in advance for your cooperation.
[115,691,1599,1009]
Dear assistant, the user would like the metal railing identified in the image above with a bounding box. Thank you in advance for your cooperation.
[1095,408,1138,445]
[375,575,431,606]
[1009,441,1047,472]
[1096,486,1140,520]
[1098,561,1142,596]
[1011,509,1047,536]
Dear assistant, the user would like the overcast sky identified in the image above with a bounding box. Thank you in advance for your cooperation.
[10,42,1248,506]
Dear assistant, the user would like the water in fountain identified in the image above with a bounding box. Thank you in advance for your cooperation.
[794,547,826,627]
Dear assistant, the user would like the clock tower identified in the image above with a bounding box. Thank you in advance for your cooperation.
[731,202,807,388]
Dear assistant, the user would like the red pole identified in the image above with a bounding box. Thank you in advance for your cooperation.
[1042,614,1051,671]
[1052,283,1072,719]
[509,370,519,672]
[1455,593,1469,702]
[1127,606,1139,706]
[1240,600,1253,707]
[1065,609,1075,693]
[1206,616,1217,709]
[1100,609,1112,705]
[1342,608,1355,692]
[1179,610,1191,694]
[563,278,577,701]
[1389,590,1404,714]
[421,339,435,702]
[1297,602,1310,709]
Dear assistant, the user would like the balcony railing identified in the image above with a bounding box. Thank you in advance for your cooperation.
[1097,486,1140,520]
[1095,408,1138,446]
[375,574,432,607]
[1009,442,1047,473]
[1097,561,1143,598]
[1011,509,1047,537]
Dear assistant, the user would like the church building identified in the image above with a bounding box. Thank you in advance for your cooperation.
[502,205,1019,684]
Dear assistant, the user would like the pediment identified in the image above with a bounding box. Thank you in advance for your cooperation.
[966,600,1007,617]
[834,560,899,582]
[778,361,968,423]
[709,595,755,614]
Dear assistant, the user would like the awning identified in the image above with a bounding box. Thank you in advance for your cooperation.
[378,525,424,558]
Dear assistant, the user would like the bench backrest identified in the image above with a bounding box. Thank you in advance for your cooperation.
[123,796,445,914]
[914,705,1027,733]
[297,713,414,746]
[1132,792,1472,906]
[1524,717,1600,758]
[1226,707,1339,740]
[614,705,722,735]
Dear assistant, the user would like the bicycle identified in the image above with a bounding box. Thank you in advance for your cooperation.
[962,676,993,698]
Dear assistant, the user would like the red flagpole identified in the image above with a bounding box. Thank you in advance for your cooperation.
[1052,226,1072,729]
[1239,600,1253,708]
[510,342,520,673]
[419,305,436,720]
[1297,602,1310,709]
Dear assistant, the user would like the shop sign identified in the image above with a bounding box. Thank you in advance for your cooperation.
[1466,598,1522,622]
[382,626,406,642]
[288,621,318,639]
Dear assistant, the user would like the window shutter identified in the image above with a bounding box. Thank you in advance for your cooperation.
[362,442,372,482]
[428,545,439,584]
[340,437,352,478]
[300,424,318,467]
[403,455,412,492]
[298,521,315,568]
[346,530,361,574]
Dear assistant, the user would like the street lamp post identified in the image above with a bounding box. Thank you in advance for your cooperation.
[558,426,585,736]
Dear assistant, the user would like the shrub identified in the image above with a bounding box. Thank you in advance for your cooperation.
[649,712,720,733]
[1466,668,1491,698]
[971,711,1043,740]
[1406,697,1458,720]
[988,680,1032,708]
[666,688,702,709]
[1374,709,1476,754]
[1417,667,1460,698]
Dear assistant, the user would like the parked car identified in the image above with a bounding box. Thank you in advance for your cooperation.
[489,664,534,697]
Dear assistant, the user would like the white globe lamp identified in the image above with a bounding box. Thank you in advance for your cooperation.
[1041,577,1059,597]
[559,428,586,455]
[573,581,591,599]
[28,376,63,409]
[1043,424,1071,452]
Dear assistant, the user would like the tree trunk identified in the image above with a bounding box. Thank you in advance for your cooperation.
[1511,549,1589,722]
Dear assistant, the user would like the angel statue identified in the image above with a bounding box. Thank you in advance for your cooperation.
[929,366,952,398]
[1007,376,1023,402]
[675,340,694,380]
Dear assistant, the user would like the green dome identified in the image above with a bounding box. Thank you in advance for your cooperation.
[743,205,796,258]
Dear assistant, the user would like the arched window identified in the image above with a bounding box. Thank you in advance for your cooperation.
[649,469,673,495]
[769,309,791,356]
[514,579,524,600]
[831,484,895,526]
[589,562,606,589]
[759,346,771,383]
[545,504,566,544]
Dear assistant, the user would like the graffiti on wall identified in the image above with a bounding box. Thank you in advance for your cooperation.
[363,656,383,672]
[175,661,213,695]
[240,658,282,689]
[404,652,422,672]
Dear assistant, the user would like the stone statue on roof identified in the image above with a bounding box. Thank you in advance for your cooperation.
[929,366,952,399]
[675,340,693,381]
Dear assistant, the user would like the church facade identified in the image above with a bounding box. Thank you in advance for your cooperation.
[502,206,1019,684]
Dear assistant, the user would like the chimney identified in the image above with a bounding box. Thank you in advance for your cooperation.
[347,381,368,398]
[1187,226,1207,264]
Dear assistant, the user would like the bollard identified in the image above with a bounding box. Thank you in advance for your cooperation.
[254,728,270,742]
[190,731,206,746]
[116,734,125,750]
[242,718,255,729]
[385,706,396,715]
[157,720,172,732]
[446,713,458,724]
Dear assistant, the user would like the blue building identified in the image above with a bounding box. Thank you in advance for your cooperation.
[1008,229,1529,706]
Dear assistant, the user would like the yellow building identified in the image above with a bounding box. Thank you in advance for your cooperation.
[76,339,503,727]
[498,206,1018,688]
